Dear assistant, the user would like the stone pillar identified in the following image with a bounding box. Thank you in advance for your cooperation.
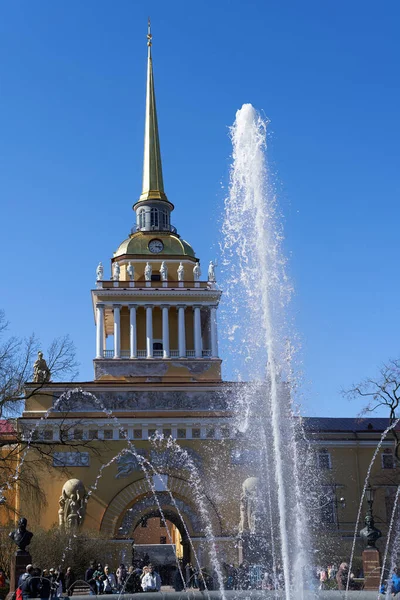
[193,305,202,358]
[113,305,121,359]
[96,303,105,359]
[145,305,153,358]
[362,548,381,590]
[161,305,170,358]
[177,305,186,358]
[210,306,218,358]
[129,304,137,359]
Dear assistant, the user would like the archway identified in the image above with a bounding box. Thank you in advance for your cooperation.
[100,475,223,575]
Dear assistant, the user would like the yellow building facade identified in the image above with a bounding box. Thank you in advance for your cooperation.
[4,28,399,572]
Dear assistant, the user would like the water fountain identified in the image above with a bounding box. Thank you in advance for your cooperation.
[220,103,313,599]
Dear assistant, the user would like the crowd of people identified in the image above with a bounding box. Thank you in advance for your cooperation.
[5,558,400,596]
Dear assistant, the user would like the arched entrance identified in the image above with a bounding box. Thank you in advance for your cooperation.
[100,475,223,573]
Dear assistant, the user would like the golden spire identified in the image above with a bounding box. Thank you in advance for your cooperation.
[138,18,168,203]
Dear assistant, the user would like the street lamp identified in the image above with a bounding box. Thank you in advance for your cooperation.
[360,481,382,548]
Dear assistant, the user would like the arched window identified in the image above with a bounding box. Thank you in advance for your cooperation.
[150,208,159,227]
[162,210,169,228]
[138,210,145,229]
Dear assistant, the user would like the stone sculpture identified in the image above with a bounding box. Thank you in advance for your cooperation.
[9,517,33,552]
[144,262,152,281]
[33,352,51,383]
[58,479,86,530]
[159,261,168,281]
[113,262,120,281]
[96,262,104,281]
[239,477,261,534]
[193,262,201,281]
[208,260,216,283]
[177,262,184,282]
[127,262,134,281]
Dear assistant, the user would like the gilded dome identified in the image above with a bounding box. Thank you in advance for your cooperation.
[114,232,196,258]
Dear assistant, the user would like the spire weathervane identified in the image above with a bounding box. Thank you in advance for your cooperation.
[137,18,170,204]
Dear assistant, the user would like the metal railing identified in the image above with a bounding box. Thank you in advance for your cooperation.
[101,349,214,359]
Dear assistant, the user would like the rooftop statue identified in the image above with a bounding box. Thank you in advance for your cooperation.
[96,261,104,281]
[239,477,261,535]
[144,262,152,281]
[160,261,168,281]
[177,262,184,282]
[113,262,120,281]
[193,262,201,281]
[9,517,33,553]
[127,262,134,281]
[33,351,51,383]
[208,260,217,283]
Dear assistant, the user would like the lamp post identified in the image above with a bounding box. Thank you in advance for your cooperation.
[360,481,382,591]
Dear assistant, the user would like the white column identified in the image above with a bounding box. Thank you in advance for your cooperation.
[96,303,105,359]
[161,305,170,358]
[193,305,202,358]
[210,306,218,358]
[113,304,121,358]
[177,305,186,358]
[145,304,153,358]
[129,304,137,358]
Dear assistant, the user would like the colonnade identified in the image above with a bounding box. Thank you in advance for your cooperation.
[95,303,218,360]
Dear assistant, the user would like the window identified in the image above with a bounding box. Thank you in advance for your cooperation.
[177,428,186,439]
[119,429,127,440]
[150,208,159,227]
[382,449,395,469]
[138,210,145,229]
[192,428,201,439]
[163,429,172,438]
[151,274,161,281]
[74,429,83,440]
[43,429,53,441]
[206,427,215,439]
[88,430,98,440]
[320,486,336,524]
[160,519,165,528]
[220,426,230,438]
[104,430,113,440]
[148,429,157,438]
[153,342,163,350]
[141,519,147,528]
[161,210,169,228]
[318,448,332,470]
[160,536,167,544]
[133,429,142,439]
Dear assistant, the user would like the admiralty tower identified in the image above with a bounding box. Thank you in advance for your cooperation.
[16,25,241,568]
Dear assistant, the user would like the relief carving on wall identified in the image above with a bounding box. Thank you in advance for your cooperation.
[54,389,227,412]
[53,452,90,467]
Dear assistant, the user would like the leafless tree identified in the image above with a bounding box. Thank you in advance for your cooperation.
[344,358,400,458]
[0,310,78,418]
[0,311,101,512]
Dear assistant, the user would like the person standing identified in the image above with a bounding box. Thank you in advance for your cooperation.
[65,567,76,596]
[141,565,161,592]
[101,566,117,594]
[116,564,127,591]
[85,561,97,595]
[390,567,400,597]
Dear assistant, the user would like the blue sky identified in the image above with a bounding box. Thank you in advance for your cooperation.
[1,1,399,417]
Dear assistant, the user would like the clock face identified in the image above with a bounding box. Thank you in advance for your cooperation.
[148,239,164,254]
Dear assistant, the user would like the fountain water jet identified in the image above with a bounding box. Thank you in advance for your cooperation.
[221,104,312,599]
